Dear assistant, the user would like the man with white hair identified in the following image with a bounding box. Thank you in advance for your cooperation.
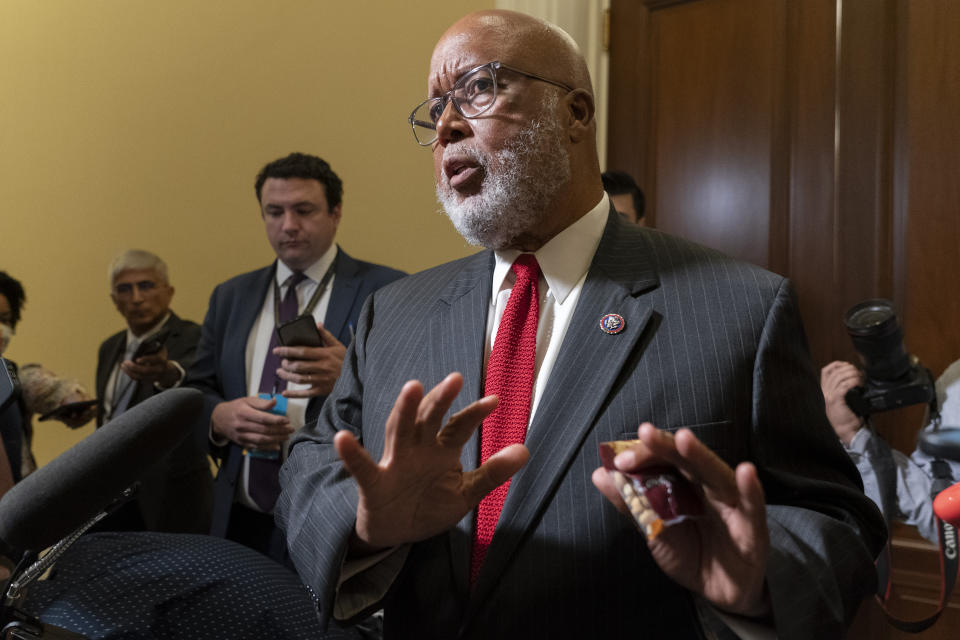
[94,249,212,533]
[278,10,885,639]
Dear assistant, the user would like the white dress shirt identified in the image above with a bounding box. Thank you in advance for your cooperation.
[486,196,608,422]
[236,244,338,511]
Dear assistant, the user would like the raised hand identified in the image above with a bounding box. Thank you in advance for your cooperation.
[592,423,770,618]
[335,372,529,551]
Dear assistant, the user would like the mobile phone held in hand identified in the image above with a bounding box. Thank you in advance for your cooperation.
[132,329,169,360]
[277,315,324,348]
[38,399,98,422]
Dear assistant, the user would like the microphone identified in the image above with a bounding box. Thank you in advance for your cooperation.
[0,388,202,553]
[934,484,960,528]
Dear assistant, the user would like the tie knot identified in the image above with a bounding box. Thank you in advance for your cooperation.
[286,271,308,288]
[511,254,540,284]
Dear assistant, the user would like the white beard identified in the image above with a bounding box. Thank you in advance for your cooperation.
[436,97,571,250]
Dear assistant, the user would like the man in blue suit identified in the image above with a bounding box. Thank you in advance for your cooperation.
[188,152,404,561]
[277,11,885,639]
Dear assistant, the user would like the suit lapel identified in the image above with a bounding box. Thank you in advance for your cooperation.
[225,265,274,397]
[427,251,493,596]
[323,248,360,343]
[96,333,126,400]
[465,212,660,619]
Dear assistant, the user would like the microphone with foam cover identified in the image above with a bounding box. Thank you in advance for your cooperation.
[933,483,960,528]
[0,388,202,553]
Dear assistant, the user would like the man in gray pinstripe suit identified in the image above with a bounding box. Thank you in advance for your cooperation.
[277,10,885,639]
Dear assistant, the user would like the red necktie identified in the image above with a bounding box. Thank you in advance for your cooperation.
[471,254,540,585]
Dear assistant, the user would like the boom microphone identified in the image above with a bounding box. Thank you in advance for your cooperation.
[0,388,201,553]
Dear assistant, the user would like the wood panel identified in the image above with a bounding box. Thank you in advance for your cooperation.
[649,0,781,268]
[899,0,960,381]
[606,0,649,211]
[608,0,960,637]
[830,0,898,362]
[784,0,842,366]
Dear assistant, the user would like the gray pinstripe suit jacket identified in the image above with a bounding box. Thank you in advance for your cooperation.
[278,211,885,639]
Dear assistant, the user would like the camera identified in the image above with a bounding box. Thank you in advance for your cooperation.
[842,299,935,416]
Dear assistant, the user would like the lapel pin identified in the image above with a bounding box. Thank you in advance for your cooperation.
[599,313,625,335]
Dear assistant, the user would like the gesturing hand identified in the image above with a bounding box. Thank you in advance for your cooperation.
[592,423,770,619]
[334,372,530,551]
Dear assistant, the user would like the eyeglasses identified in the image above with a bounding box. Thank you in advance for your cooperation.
[408,61,573,146]
[114,280,159,297]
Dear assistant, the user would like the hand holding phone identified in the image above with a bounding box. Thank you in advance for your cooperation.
[277,316,324,348]
[38,399,98,423]
[132,329,169,360]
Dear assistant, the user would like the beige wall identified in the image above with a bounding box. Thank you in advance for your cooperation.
[0,0,488,465]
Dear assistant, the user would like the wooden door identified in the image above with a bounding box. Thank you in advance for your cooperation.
[607,0,960,636]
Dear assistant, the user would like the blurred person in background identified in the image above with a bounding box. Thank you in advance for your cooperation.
[821,359,960,543]
[601,169,646,226]
[0,270,95,481]
[93,250,212,533]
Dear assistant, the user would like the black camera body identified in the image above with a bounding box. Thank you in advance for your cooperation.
[844,363,935,416]
[843,299,935,417]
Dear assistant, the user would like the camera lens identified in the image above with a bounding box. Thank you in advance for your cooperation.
[844,299,911,382]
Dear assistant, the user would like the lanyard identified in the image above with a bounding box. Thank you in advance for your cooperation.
[874,407,959,633]
[272,255,338,326]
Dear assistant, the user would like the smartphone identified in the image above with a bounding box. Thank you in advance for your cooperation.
[38,399,98,422]
[132,329,169,360]
[277,315,324,348]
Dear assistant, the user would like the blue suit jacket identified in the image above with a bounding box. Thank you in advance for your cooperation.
[187,247,405,537]
[278,212,886,639]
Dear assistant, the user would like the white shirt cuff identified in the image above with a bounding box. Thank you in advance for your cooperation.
[153,360,185,390]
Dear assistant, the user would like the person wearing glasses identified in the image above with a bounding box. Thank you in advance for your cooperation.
[277,10,884,638]
[94,249,212,533]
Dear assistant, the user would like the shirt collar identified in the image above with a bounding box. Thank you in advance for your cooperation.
[276,244,339,286]
[491,196,608,305]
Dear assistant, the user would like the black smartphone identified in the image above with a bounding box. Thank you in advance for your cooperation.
[132,329,169,360]
[277,315,324,348]
[38,399,98,422]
